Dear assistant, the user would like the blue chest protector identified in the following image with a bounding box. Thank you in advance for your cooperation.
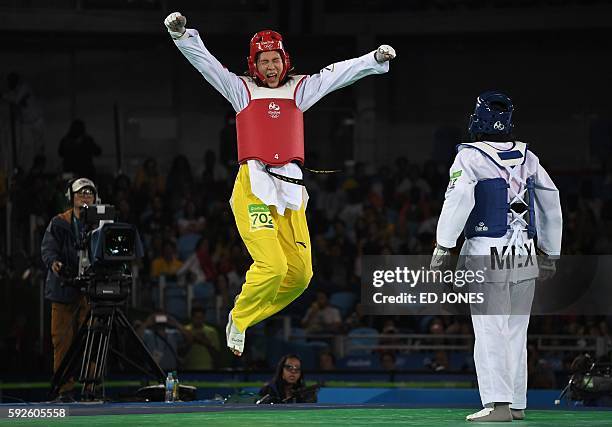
[459,141,537,240]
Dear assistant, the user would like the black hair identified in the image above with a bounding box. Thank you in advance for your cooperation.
[66,119,86,138]
[269,354,305,393]
[191,304,206,318]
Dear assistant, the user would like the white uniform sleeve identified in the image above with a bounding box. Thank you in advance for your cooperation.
[436,150,479,248]
[174,29,249,113]
[295,51,389,112]
[533,162,562,257]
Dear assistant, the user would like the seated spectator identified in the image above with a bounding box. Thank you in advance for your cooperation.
[427,317,449,371]
[301,291,342,334]
[379,319,402,352]
[166,155,194,211]
[198,149,228,199]
[177,246,207,285]
[134,157,165,196]
[140,195,167,230]
[345,303,374,330]
[380,351,396,371]
[194,237,218,282]
[176,199,206,236]
[183,306,220,370]
[151,240,183,279]
[318,350,336,371]
[258,354,317,404]
[137,312,190,372]
[116,198,135,224]
[112,173,133,206]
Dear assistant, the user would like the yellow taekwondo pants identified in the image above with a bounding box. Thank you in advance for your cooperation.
[229,164,313,332]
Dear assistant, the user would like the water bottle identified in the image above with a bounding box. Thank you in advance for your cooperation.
[172,371,180,401]
[165,372,175,402]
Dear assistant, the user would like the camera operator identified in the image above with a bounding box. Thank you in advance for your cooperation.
[41,177,97,401]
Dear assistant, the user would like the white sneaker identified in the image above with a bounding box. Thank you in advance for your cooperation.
[466,405,512,422]
[226,311,245,356]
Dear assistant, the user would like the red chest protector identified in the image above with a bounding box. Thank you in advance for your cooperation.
[236,75,306,166]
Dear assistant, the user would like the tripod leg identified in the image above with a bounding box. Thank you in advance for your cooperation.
[116,310,166,382]
[55,304,169,401]
[94,311,116,399]
[79,313,94,399]
[79,308,113,401]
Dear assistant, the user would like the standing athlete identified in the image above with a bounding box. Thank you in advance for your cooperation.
[431,91,562,421]
[164,12,395,356]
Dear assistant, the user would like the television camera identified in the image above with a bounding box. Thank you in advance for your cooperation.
[63,204,141,302]
[51,204,166,401]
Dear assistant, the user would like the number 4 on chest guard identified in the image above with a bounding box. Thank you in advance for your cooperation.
[249,204,275,231]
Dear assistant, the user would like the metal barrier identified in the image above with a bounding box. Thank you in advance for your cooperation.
[282,328,611,359]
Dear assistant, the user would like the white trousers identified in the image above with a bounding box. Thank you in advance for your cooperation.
[470,279,535,410]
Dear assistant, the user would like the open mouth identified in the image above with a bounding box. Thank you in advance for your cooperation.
[266,72,278,79]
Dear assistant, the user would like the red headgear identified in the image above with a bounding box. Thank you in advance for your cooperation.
[247,30,291,84]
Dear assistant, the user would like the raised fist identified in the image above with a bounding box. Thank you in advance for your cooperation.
[164,12,187,39]
[375,45,396,63]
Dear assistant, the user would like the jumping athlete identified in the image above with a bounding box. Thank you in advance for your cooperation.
[431,91,562,422]
[164,12,395,356]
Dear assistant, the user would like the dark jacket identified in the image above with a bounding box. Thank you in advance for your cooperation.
[258,382,318,404]
[41,209,82,303]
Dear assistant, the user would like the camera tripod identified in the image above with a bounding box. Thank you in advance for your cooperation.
[50,299,166,401]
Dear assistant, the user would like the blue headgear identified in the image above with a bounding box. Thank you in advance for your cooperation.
[468,91,514,139]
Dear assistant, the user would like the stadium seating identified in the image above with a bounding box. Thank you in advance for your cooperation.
[329,291,357,317]
[346,327,379,355]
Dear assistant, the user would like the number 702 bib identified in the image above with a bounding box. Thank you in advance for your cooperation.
[248,204,275,231]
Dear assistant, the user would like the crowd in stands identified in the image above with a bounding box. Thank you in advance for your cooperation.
[2,118,612,384]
